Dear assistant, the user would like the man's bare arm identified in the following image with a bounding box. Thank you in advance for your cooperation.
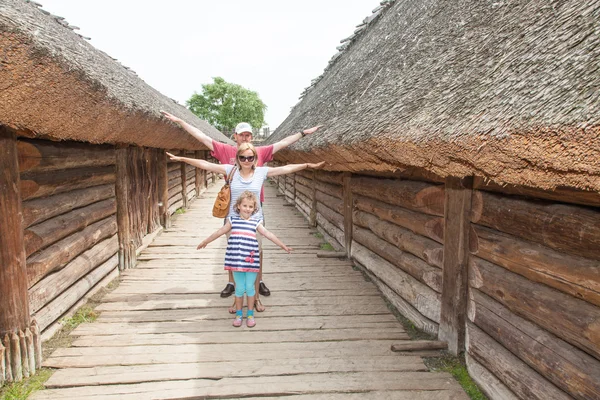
[161,110,215,151]
[272,125,322,153]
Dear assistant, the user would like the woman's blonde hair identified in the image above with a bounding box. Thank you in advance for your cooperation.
[234,191,259,214]
[236,143,258,170]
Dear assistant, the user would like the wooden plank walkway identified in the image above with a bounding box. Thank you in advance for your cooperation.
[32,181,469,399]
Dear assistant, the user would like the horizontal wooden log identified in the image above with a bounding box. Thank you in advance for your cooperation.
[167,163,179,172]
[471,225,600,307]
[168,178,181,192]
[316,213,344,249]
[284,189,294,200]
[315,180,342,199]
[294,174,313,188]
[469,256,600,360]
[168,191,183,204]
[473,176,600,208]
[21,184,115,228]
[295,190,311,209]
[465,352,519,400]
[467,322,571,400]
[469,288,600,400]
[167,169,180,181]
[351,176,445,216]
[24,198,116,257]
[36,255,119,331]
[295,196,311,218]
[355,259,438,336]
[316,190,343,214]
[316,251,347,258]
[167,185,181,200]
[294,181,312,199]
[351,242,440,322]
[391,341,447,352]
[26,216,117,288]
[168,199,184,216]
[472,190,600,259]
[315,170,344,185]
[29,235,118,312]
[353,210,443,269]
[354,194,444,243]
[353,226,442,292]
[316,202,344,231]
[294,169,311,179]
[17,139,114,173]
[20,166,115,201]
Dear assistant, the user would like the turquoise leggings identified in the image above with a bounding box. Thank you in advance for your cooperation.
[232,271,258,297]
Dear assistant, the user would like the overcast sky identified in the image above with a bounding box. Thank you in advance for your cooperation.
[38,0,380,130]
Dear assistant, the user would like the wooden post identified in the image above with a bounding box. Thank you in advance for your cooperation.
[194,150,204,196]
[310,170,317,227]
[115,146,135,269]
[157,150,170,229]
[180,150,188,209]
[0,126,30,341]
[439,176,473,354]
[343,172,353,256]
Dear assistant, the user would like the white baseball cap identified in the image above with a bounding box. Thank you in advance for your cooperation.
[235,122,253,134]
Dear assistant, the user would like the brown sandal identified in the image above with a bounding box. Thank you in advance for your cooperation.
[255,298,266,313]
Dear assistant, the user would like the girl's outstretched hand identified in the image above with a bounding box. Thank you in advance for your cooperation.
[166,152,181,162]
[282,245,293,254]
[307,161,325,169]
[197,242,208,250]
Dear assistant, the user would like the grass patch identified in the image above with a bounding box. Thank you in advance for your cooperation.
[0,368,53,400]
[424,353,487,400]
[60,305,99,329]
[319,243,335,251]
[174,208,186,214]
[312,232,324,239]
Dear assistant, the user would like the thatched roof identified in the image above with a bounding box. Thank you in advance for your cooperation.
[269,0,600,192]
[0,0,231,149]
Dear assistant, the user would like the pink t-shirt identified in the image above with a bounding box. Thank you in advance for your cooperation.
[211,141,274,202]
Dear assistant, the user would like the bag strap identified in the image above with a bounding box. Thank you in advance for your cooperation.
[226,165,237,185]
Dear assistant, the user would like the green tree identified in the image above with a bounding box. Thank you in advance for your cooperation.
[187,77,267,132]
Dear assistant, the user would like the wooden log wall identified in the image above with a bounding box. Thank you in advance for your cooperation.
[167,150,183,215]
[18,139,119,339]
[466,189,600,400]
[275,167,600,400]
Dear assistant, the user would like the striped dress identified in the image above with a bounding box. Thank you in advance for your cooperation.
[224,214,262,272]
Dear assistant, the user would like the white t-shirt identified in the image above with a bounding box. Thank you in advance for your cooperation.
[224,165,269,219]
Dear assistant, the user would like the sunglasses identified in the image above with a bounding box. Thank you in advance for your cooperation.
[238,155,255,162]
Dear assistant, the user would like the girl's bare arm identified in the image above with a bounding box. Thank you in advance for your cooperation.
[257,224,292,253]
[197,221,232,249]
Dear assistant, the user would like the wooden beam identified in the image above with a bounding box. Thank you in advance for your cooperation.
[439,176,473,355]
[391,340,447,352]
[0,126,30,337]
[343,172,353,257]
[310,170,317,227]
[115,146,135,270]
[180,150,188,209]
[157,150,170,229]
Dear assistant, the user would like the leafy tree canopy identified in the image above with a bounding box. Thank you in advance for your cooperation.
[187,77,267,132]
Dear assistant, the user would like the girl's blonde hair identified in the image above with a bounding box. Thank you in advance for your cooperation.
[234,191,259,214]
[236,142,258,170]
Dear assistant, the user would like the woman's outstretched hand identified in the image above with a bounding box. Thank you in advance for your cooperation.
[307,161,325,169]
[166,152,182,162]
[302,125,323,136]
